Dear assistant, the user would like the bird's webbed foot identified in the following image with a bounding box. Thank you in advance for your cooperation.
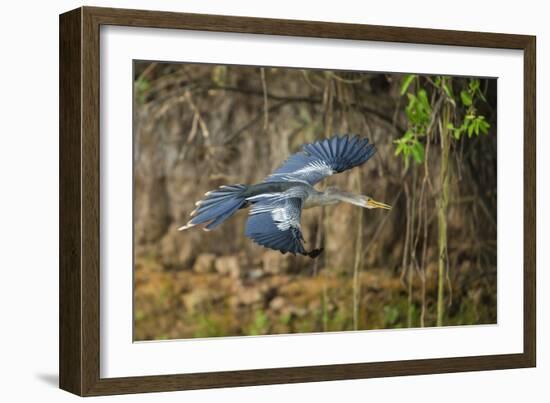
[305,248,324,259]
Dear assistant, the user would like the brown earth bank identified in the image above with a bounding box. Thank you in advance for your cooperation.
[134,249,496,340]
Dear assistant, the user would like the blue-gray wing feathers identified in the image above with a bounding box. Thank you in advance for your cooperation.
[265,134,376,185]
[245,195,306,255]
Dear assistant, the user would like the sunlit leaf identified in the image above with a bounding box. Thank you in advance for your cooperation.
[460,90,473,106]
[479,119,490,134]
[135,78,150,104]
[411,141,425,163]
[394,142,404,156]
[468,121,475,137]
[211,65,227,86]
[417,89,430,110]
[442,82,454,99]
[400,74,416,95]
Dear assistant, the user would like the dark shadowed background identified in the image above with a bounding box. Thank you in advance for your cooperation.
[133,61,497,340]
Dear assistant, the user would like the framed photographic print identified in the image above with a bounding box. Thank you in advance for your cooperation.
[59,6,536,396]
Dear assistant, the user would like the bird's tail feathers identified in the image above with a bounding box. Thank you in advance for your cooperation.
[179,184,248,231]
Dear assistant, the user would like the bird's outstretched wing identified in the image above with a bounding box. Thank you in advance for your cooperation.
[244,191,320,257]
[264,134,376,185]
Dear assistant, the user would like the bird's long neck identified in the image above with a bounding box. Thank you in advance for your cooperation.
[330,191,367,207]
[304,189,363,209]
[303,190,333,209]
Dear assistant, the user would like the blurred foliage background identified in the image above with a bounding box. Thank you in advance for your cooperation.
[133,61,497,340]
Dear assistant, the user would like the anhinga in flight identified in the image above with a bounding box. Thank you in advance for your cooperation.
[179,134,391,258]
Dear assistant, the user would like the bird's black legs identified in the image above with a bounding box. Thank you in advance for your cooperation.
[305,248,324,259]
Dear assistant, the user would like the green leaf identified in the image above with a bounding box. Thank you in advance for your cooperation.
[400,74,416,96]
[460,90,473,106]
[473,119,480,135]
[135,78,150,104]
[394,142,404,156]
[447,122,460,139]
[467,121,475,137]
[479,119,490,134]
[411,141,425,163]
[417,89,430,109]
[211,65,227,86]
[442,82,454,99]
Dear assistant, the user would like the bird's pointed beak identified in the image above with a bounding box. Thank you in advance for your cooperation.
[366,198,392,210]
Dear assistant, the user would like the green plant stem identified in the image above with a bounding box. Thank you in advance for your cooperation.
[437,100,451,327]
[407,169,417,328]
[353,169,363,330]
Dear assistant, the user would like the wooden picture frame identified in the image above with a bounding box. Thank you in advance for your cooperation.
[59,6,536,396]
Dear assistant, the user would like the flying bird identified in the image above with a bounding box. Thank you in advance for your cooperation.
[179,134,391,258]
